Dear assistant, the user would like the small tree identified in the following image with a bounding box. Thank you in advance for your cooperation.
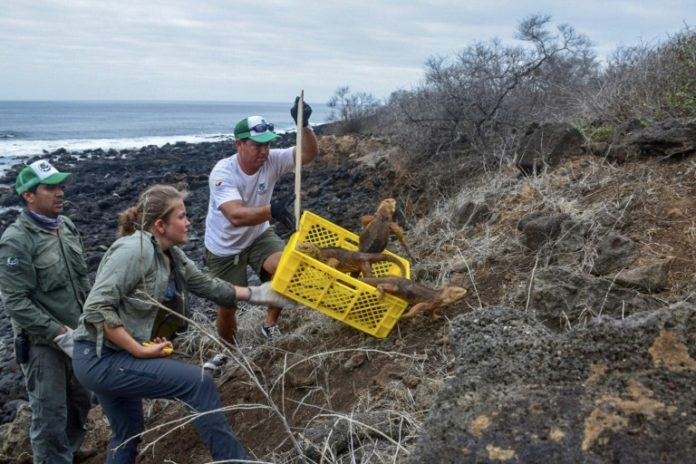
[385,14,597,164]
[327,86,382,133]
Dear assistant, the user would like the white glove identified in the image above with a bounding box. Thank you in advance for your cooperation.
[53,327,74,358]
[248,282,298,308]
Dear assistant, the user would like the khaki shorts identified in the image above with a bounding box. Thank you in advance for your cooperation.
[206,228,285,286]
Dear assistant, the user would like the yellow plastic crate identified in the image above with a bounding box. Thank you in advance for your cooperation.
[272,211,410,338]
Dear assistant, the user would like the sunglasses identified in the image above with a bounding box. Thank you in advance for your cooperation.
[249,122,274,133]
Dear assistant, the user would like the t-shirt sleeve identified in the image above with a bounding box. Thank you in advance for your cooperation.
[209,167,242,208]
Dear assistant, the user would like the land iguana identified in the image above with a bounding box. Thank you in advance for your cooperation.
[360,276,467,320]
[296,242,406,277]
[359,198,414,261]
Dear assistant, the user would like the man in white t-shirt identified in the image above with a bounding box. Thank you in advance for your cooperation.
[203,98,319,366]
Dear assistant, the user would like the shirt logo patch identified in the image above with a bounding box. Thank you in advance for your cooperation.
[6,257,18,268]
[257,182,267,195]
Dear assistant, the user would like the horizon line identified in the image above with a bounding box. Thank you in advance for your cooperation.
[0,98,332,105]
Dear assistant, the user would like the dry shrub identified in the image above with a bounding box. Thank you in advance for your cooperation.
[383,14,596,166]
[588,27,696,123]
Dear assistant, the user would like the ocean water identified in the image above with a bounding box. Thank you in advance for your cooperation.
[0,100,332,165]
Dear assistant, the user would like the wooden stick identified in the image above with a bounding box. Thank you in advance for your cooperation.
[294,90,304,226]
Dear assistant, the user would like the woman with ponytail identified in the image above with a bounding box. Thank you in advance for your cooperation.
[72,184,291,463]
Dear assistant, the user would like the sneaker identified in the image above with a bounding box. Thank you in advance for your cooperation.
[203,353,228,371]
[261,324,281,338]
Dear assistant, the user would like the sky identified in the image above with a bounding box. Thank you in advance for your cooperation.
[0,0,693,104]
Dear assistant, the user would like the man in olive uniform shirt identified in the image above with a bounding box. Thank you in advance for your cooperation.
[0,160,94,463]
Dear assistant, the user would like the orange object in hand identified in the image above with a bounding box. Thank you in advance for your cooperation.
[142,341,173,356]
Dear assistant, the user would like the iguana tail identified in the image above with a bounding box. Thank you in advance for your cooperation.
[377,254,406,277]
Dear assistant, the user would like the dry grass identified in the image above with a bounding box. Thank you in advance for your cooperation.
[103,292,444,463]
[398,151,696,318]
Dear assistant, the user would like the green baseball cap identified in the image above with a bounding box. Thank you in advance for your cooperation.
[15,160,72,195]
[234,116,280,143]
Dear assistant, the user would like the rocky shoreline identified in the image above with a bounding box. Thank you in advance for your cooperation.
[0,127,397,423]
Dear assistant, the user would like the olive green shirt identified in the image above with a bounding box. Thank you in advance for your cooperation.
[73,230,236,354]
[0,212,90,344]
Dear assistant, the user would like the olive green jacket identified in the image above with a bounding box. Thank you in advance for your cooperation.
[0,212,90,345]
[73,230,236,355]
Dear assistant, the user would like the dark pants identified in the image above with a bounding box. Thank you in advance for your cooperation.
[72,341,249,464]
[21,344,91,464]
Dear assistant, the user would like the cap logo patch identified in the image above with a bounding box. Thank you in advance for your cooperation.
[29,160,60,180]
[214,179,222,188]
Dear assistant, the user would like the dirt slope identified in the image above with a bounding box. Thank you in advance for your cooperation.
[7,133,696,463]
